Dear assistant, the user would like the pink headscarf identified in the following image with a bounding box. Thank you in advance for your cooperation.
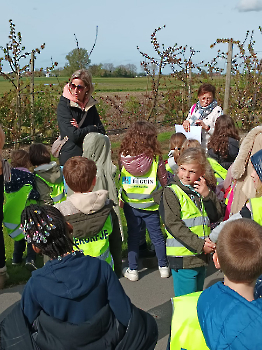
[63,83,89,110]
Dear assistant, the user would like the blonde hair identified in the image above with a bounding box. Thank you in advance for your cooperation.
[169,133,186,162]
[177,147,216,189]
[70,69,94,96]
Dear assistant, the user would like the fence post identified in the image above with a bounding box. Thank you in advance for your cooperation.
[223,40,233,113]
[30,51,35,140]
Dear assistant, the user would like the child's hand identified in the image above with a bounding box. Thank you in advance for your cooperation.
[203,240,216,254]
[194,176,209,197]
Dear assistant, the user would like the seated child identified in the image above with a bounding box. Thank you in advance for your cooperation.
[55,156,122,277]
[165,132,186,174]
[11,204,157,350]
[4,150,39,271]
[198,219,262,349]
[154,147,222,297]
[29,143,65,205]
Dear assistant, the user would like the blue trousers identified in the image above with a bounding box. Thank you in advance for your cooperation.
[171,266,206,297]
[124,203,168,270]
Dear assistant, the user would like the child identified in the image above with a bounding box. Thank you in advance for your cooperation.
[154,147,222,296]
[208,114,239,170]
[55,156,122,277]
[4,150,39,271]
[29,143,65,205]
[119,121,169,281]
[198,219,262,349]
[165,133,186,174]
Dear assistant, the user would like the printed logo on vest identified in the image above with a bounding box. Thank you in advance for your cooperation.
[122,176,155,186]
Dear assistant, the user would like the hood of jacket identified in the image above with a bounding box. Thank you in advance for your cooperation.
[34,161,63,184]
[69,190,109,214]
[120,153,153,177]
[231,126,262,179]
[198,282,262,350]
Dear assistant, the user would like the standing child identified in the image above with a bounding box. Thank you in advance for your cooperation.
[29,143,66,205]
[119,121,169,281]
[4,150,39,271]
[154,147,222,296]
[165,133,186,174]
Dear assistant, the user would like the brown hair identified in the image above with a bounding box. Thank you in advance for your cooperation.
[208,115,240,158]
[119,121,162,159]
[169,133,186,162]
[63,156,97,192]
[29,144,51,166]
[181,139,201,154]
[198,83,216,98]
[70,69,94,96]
[177,147,217,190]
[11,150,31,168]
[217,219,262,283]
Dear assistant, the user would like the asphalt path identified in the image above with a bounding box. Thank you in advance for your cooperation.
[0,257,223,350]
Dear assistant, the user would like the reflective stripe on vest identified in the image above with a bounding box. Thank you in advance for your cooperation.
[170,292,209,350]
[73,214,114,268]
[165,184,210,257]
[207,157,227,185]
[250,197,262,226]
[35,175,66,204]
[120,156,160,211]
[4,185,35,241]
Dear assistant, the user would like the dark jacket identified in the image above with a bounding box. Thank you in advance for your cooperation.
[153,175,222,269]
[57,96,105,166]
[21,252,131,327]
[208,137,239,170]
[5,168,39,200]
[1,301,158,350]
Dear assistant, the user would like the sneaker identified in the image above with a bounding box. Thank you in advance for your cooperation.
[25,260,37,272]
[159,266,170,278]
[122,267,139,281]
[12,260,22,266]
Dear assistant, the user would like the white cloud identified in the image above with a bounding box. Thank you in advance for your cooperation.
[237,0,262,12]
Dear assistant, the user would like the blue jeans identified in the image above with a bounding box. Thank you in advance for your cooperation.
[124,203,168,270]
[171,266,206,297]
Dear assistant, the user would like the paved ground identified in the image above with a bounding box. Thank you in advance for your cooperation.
[0,258,223,350]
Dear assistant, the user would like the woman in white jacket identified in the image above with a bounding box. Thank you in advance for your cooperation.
[183,83,223,149]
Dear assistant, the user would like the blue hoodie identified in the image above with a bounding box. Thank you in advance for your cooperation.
[21,252,131,326]
[197,282,262,349]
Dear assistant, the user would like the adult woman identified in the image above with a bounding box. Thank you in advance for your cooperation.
[57,69,105,166]
[183,83,223,149]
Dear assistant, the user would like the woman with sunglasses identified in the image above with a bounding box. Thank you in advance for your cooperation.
[57,69,105,166]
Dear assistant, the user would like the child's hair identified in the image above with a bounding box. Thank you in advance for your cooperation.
[29,143,51,166]
[208,115,239,158]
[21,204,74,260]
[169,133,186,162]
[177,147,217,189]
[63,156,97,193]
[181,139,201,154]
[198,83,216,98]
[11,150,30,168]
[119,121,162,159]
[217,218,262,283]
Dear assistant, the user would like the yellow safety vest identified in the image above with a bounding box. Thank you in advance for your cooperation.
[73,214,114,268]
[36,175,66,204]
[249,197,262,226]
[207,157,227,186]
[3,185,37,241]
[166,184,210,257]
[120,156,160,211]
[170,292,209,350]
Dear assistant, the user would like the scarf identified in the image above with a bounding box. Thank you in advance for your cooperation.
[191,100,218,125]
[62,84,89,110]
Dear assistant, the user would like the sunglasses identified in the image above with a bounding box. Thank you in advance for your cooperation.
[70,83,86,92]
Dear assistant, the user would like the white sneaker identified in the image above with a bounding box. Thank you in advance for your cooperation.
[159,266,170,278]
[123,267,139,281]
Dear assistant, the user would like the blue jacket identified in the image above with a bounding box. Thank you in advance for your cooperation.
[197,282,262,349]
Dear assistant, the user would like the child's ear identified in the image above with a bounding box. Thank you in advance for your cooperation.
[32,244,41,254]
[213,251,221,270]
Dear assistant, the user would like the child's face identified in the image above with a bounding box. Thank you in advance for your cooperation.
[177,163,204,186]
[250,167,261,190]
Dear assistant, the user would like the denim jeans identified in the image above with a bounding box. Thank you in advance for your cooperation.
[124,203,168,270]
[13,240,36,263]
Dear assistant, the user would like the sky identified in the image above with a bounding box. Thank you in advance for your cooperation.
[1,0,262,73]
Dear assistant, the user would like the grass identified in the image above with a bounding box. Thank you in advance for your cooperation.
[3,129,173,288]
